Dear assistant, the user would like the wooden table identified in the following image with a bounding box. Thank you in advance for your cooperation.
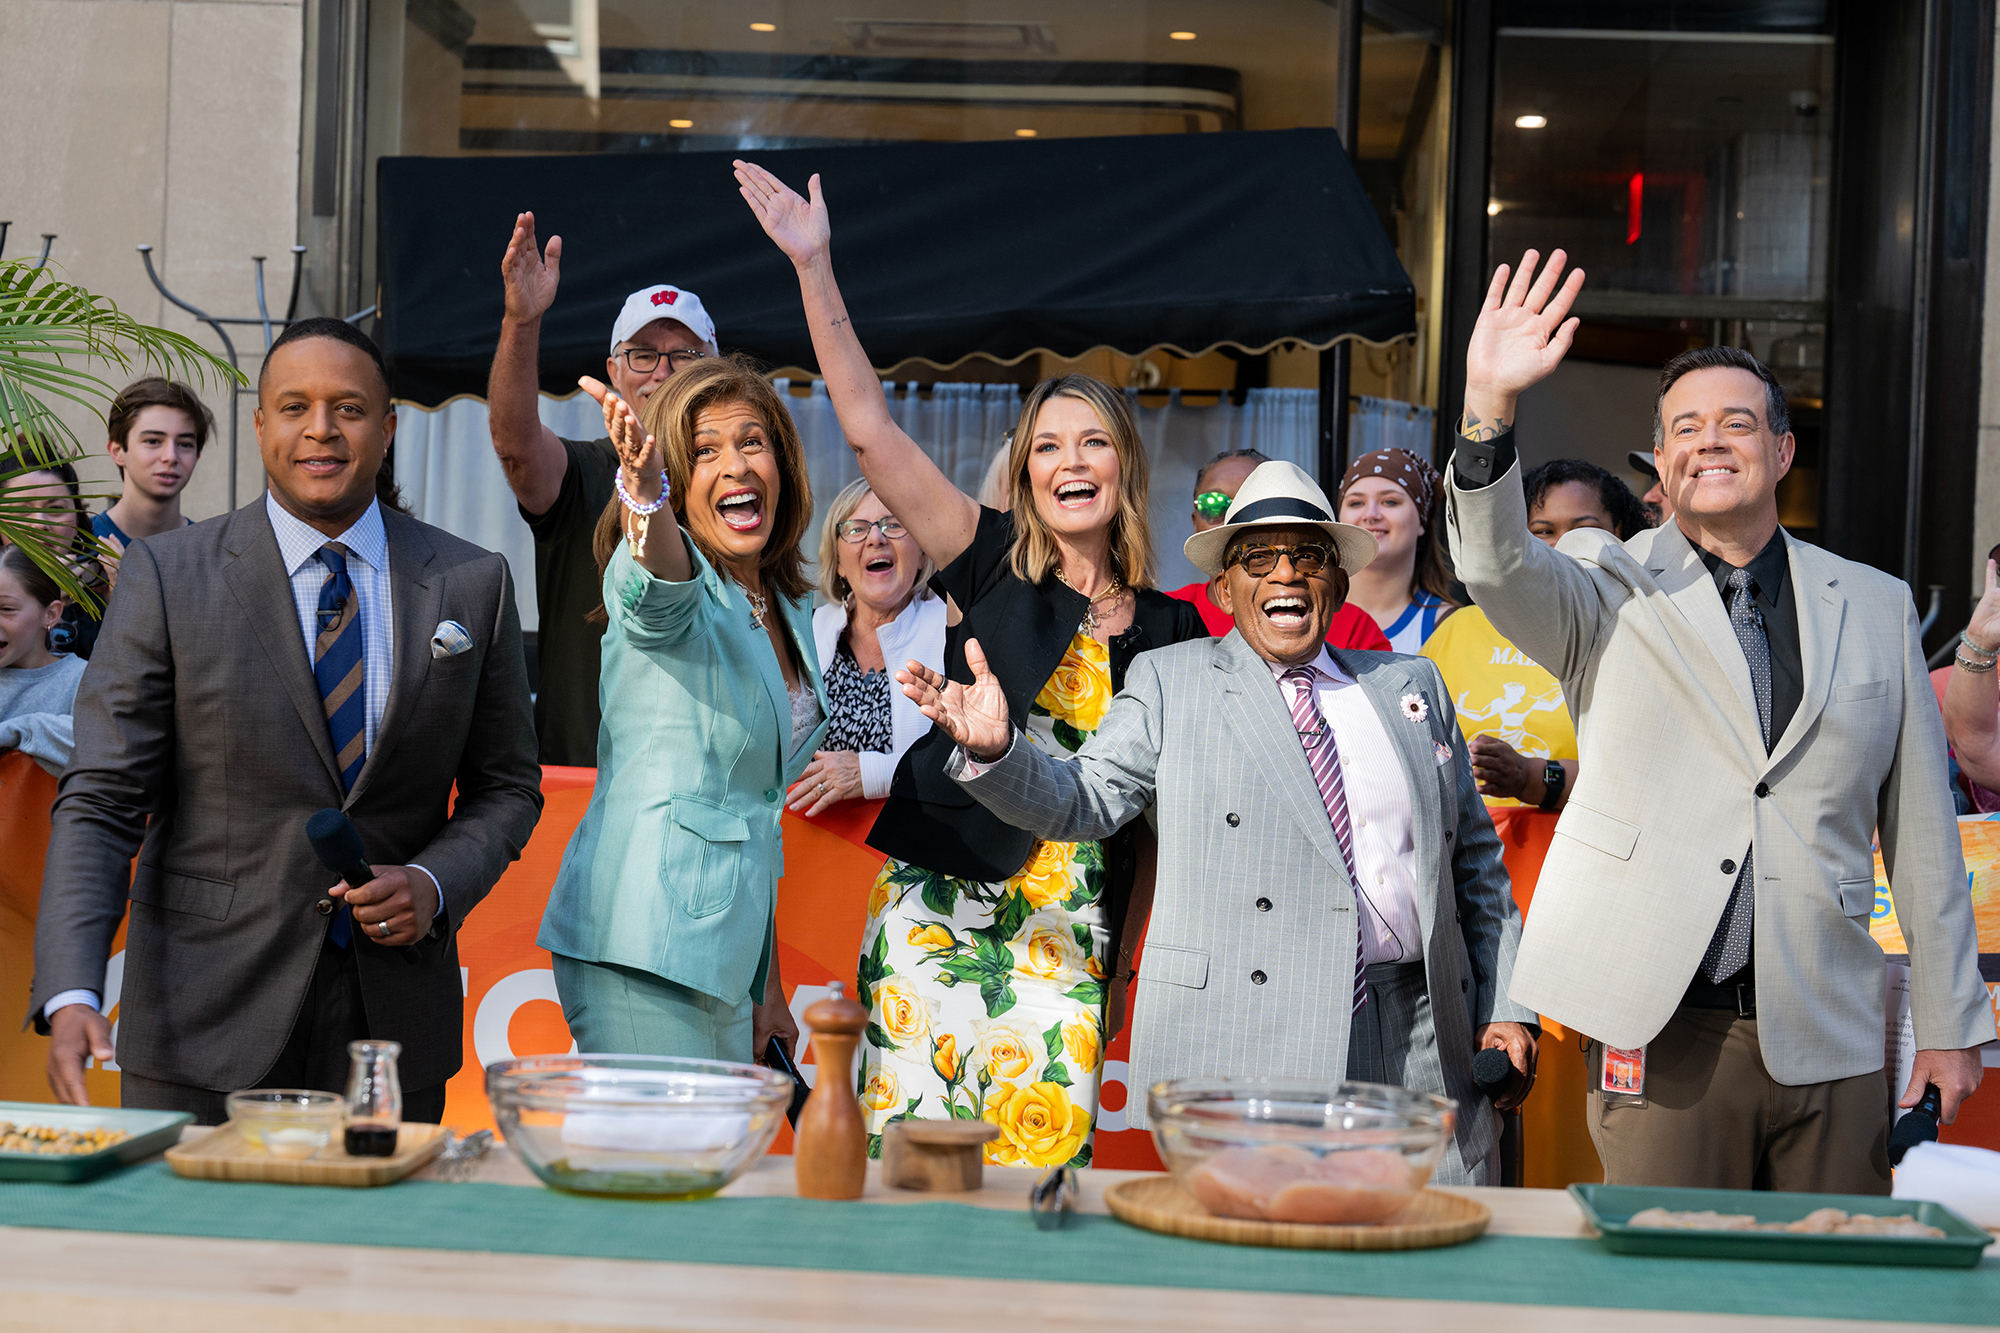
[0,1131,1968,1332]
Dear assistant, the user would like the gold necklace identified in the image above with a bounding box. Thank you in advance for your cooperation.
[1055,567,1124,631]
[744,587,769,630]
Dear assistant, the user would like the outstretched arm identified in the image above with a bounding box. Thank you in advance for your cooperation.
[1446,250,1611,682]
[735,161,979,570]
[489,212,570,517]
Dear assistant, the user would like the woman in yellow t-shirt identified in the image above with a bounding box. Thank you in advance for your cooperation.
[1422,459,1654,810]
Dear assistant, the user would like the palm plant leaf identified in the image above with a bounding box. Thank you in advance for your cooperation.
[0,257,242,611]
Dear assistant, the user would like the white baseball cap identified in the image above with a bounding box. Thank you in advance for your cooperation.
[609,285,718,355]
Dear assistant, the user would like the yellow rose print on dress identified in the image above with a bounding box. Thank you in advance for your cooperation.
[1031,631,1112,748]
[932,1032,960,1083]
[1011,839,1077,909]
[983,1081,1092,1167]
[865,863,899,919]
[906,922,958,956]
[871,974,935,1049]
[971,1015,1042,1084]
[1061,1012,1101,1074]
[861,1065,900,1113]
[1012,908,1088,987]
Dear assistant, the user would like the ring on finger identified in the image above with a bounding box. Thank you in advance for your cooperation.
[376,920,391,936]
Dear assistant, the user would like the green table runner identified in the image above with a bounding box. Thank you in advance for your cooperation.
[2,1163,1995,1324]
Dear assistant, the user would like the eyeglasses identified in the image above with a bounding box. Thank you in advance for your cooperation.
[617,347,709,374]
[1228,541,1335,577]
[837,516,907,543]
[1194,490,1233,520]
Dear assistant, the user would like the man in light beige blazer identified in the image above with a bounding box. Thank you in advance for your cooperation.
[1444,250,1992,1193]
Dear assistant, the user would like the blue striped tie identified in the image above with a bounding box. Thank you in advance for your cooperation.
[314,543,365,948]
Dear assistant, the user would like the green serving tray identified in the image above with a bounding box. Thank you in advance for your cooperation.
[0,1100,192,1183]
[1570,1183,1995,1268]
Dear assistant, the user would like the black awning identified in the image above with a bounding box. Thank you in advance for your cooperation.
[377,127,1413,407]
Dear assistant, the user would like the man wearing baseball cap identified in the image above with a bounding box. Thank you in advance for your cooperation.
[898,460,1536,1185]
[1628,449,1672,521]
[487,212,721,766]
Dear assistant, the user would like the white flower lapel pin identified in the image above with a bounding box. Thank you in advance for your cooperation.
[1399,692,1429,724]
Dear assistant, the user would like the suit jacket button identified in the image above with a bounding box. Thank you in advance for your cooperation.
[1721,859,1737,875]
[315,898,334,916]
[1255,897,1272,912]
[1755,782,1769,798]
[1226,813,1241,827]
[1461,977,1470,992]
[765,789,780,803]
[1250,969,1267,985]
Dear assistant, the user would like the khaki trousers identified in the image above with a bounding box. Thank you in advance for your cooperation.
[1583,1007,1893,1194]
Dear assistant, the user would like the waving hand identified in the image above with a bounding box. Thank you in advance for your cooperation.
[1462,249,1585,438]
[735,161,830,268]
[898,638,1012,762]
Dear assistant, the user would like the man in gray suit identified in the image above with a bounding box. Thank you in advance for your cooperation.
[1447,250,1991,1191]
[899,461,1536,1185]
[34,318,543,1123]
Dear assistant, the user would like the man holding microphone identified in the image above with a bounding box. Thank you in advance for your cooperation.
[1447,250,1990,1192]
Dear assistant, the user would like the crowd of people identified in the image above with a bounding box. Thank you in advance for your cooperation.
[5,169,1991,1194]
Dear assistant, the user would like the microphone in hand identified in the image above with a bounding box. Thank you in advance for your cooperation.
[307,809,422,963]
[1473,1046,1530,1109]
[1888,1083,1943,1167]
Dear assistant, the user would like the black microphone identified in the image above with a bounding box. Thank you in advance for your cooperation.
[307,809,422,962]
[1473,1046,1529,1106]
[1888,1083,1943,1167]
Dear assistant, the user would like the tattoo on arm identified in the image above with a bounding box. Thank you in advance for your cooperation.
[1458,410,1510,443]
[829,316,849,331]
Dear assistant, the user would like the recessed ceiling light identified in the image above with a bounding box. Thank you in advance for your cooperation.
[749,22,775,32]
[669,119,694,129]
[1015,128,1038,137]
[1487,200,1503,216]
[1514,114,1547,129]
[1170,31,1197,40]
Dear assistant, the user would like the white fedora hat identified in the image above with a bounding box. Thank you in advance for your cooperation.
[1182,460,1378,578]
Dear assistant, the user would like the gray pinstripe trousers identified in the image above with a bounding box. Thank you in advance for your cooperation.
[1345,960,1494,1187]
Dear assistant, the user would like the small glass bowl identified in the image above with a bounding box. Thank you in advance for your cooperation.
[486,1055,791,1199]
[225,1089,346,1160]
[1149,1078,1457,1225]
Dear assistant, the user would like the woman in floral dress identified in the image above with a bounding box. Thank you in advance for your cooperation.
[738,160,1205,1165]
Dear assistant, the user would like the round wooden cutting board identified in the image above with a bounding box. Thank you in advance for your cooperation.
[1104,1175,1491,1251]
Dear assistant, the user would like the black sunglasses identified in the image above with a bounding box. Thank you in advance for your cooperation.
[1228,542,1335,577]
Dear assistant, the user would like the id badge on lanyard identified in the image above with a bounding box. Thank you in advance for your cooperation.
[1601,1044,1647,1109]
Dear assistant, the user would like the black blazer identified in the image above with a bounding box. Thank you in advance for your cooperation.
[868,507,1205,891]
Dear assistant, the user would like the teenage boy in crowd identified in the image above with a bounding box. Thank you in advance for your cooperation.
[487,211,720,766]
[94,379,213,587]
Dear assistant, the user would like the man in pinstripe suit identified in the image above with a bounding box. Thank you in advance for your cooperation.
[899,462,1535,1185]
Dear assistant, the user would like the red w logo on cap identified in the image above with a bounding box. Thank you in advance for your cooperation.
[650,289,680,306]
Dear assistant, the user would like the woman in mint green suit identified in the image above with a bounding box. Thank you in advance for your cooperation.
[539,357,827,1064]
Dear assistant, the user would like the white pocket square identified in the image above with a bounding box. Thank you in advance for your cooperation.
[430,620,473,659]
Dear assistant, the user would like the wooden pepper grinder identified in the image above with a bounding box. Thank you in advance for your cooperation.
[795,981,868,1199]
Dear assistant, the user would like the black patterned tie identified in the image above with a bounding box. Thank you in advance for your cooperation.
[1701,568,1771,983]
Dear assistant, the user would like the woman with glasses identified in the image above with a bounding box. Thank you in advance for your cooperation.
[738,160,1205,1167]
[788,479,944,816]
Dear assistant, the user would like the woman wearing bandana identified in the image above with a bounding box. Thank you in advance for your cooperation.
[1339,448,1459,653]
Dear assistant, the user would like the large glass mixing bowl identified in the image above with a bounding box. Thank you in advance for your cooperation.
[1148,1078,1457,1225]
[487,1055,791,1199]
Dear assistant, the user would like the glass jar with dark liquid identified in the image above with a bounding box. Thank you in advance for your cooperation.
[344,1039,403,1157]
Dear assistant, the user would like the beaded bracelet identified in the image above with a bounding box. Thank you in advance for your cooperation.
[1957,648,1998,674]
[615,468,670,515]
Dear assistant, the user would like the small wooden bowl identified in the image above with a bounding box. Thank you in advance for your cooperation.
[880,1120,1001,1192]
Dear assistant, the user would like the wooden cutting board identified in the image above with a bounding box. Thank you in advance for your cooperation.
[166,1121,448,1187]
[1105,1175,1490,1251]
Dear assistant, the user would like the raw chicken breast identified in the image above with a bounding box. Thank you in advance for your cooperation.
[1187,1144,1421,1224]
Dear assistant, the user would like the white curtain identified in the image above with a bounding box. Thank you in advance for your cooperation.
[1351,395,1435,462]
[392,383,1326,624]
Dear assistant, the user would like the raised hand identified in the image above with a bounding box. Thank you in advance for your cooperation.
[501,211,562,324]
[897,637,1011,761]
[734,160,830,268]
[579,375,663,489]
[1462,249,1585,436]
[1968,559,2000,652]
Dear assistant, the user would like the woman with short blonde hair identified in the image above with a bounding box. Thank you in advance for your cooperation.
[740,161,1204,1166]
[789,478,945,815]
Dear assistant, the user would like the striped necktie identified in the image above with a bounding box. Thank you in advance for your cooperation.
[1281,666,1367,1014]
[314,542,364,948]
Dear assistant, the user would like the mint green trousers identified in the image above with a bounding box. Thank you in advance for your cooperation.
[552,954,754,1063]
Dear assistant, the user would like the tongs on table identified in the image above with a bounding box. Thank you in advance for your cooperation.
[1030,1165,1077,1229]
